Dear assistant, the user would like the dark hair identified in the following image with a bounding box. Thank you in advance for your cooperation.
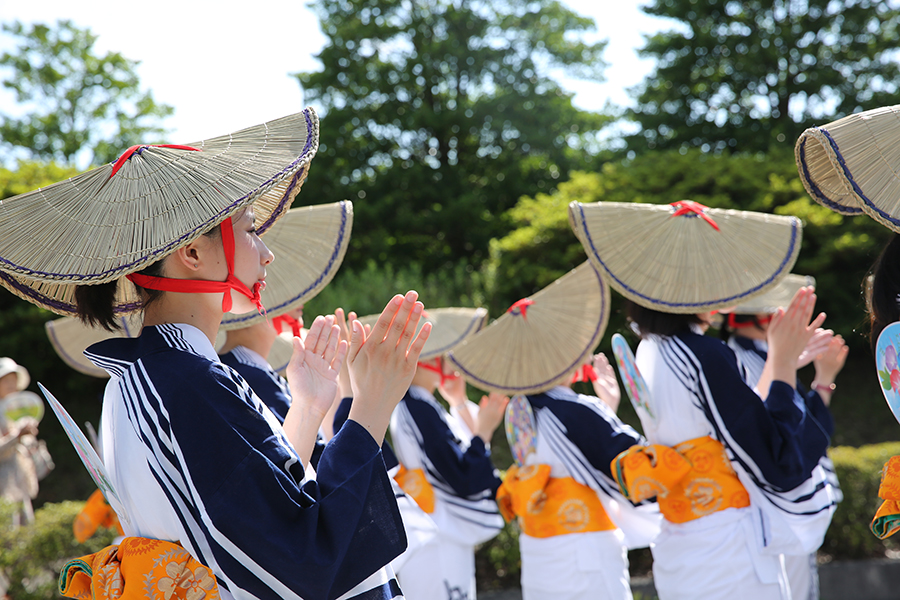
[717,314,766,341]
[626,300,704,338]
[868,233,900,353]
[75,225,222,331]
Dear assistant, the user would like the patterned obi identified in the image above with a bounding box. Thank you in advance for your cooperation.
[496,464,615,538]
[394,464,436,513]
[73,489,124,544]
[59,537,220,600]
[872,455,900,539]
[612,435,750,524]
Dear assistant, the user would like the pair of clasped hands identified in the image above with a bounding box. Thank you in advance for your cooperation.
[757,286,848,398]
[281,292,429,455]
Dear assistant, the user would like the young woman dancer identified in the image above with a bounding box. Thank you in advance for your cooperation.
[0,110,428,600]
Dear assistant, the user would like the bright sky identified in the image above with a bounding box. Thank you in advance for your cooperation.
[0,0,676,151]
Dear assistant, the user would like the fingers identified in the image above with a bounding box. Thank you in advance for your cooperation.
[807,311,827,333]
[304,315,327,350]
[347,320,365,363]
[406,320,432,363]
[331,340,349,374]
[310,316,337,355]
[371,294,406,344]
[384,291,420,348]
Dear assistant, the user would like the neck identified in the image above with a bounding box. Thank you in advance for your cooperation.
[141,291,225,347]
[410,369,439,393]
[219,321,277,359]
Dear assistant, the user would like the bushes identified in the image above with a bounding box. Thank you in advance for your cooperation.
[823,442,900,560]
[0,499,117,600]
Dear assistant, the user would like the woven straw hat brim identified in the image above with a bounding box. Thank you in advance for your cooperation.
[446,262,610,395]
[45,315,143,378]
[0,108,318,284]
[796,105,900,230]
[220,202,353,330]
[569,201,802,314]
[731,274,815,315]
[0,269,144,317]
[357,307,488,361]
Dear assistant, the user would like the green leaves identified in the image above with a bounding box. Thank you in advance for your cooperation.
[295,0,612,271]
[626,0,900,154]
[0,20,174,167]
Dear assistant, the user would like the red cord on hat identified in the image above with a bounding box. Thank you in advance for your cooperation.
[507,298,535,319]
[726,313,773,329]
[273,314,303,337]
[670,200,720,231]
[110,144,200,178]
[126,217,265,314]
[570,364,598,384]
[417,357,459,387]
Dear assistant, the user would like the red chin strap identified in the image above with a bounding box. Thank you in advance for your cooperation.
[571,364,598,384]
[126,217,265,314]
[417,357,458,387]
[272,314,303,337]
[726,313,772,329]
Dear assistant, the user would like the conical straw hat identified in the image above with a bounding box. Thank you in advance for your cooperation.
[220,202,353,330]
[731,274,815,315]
[45,314,144,378]
[357,307,488,361]
[0,108,318,286]
[569,201,802,314]
[795,105,900,227]
[446,262,610,395]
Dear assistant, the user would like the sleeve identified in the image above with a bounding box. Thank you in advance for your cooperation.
[333,396,399,471]
[690,340,830,491]
[801,385,835,439]
[148,359,405,600]
[403,396,501,497]
[529,392,644,480]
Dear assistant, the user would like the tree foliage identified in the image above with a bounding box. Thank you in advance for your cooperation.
[627,0,900,153]
[0,20,173,166]
[296,0,612,270]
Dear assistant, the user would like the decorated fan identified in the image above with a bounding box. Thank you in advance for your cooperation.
[611,334,655,426]
[505,395,537,467]
[876,322,900,425]
[1,390,44,423]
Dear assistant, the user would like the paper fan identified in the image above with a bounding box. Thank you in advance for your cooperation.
[45,314,144,378]
[446,262,610,394]
[220,202,352,330]
[357,307,488,360]
[569,200,801,313]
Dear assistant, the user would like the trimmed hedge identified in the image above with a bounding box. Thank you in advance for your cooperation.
[0,500,117,600]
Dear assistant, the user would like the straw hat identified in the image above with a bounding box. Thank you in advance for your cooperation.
[0,108,319,314]
[0,357,30,390]
[357,307,488,361]
[568,200,802,313]
[220,201,353,330]
[730,274,815,315]
[795,105,900,228]
[44,315,144,378]
[446,262,609,395]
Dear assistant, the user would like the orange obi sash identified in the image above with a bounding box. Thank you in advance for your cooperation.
[872,455,900,539]
[394,464,435,513]
[73,489,125,543]
[496,464,615,538]
[59,537,221,600]
[612,436,750,524]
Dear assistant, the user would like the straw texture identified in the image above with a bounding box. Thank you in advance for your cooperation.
[446,262,609,395]
[569,201,802,313]
[220,202,353,330]
[795,105,900,231]
[731,274,815,315]
[358,307,488,361]
[45,315,143,378]
[0,269,144,317]
[0,108,318,284]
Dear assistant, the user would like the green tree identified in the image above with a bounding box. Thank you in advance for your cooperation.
[0,20,173,167]
[296,0,612,271]
[626,0,900,154]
